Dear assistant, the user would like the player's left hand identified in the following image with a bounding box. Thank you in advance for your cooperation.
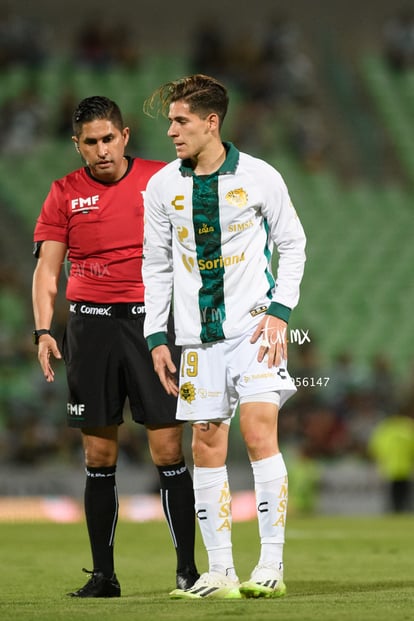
[250,315,288,368]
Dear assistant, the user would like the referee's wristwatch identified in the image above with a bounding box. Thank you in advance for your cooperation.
[32,329,51,345]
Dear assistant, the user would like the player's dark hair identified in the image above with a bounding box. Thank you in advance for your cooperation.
[72,96,124,136]
[144,74,229,128]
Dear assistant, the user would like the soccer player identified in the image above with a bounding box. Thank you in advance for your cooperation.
[142,74,306,599]
[32,96,199,597]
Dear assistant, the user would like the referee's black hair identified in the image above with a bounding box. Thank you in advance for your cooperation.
[72,96,124,136]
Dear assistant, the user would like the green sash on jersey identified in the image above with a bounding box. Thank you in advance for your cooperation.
[192,174,226,342]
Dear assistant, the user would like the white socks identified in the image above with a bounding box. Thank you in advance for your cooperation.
[251,453,288,569]
[193,465,237,578]
[193,454,288,576]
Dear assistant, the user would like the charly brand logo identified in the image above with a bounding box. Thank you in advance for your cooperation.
[171,195,185,210]
[225,188,248,207]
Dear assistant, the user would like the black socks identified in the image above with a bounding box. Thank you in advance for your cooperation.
[157,461,198,574]
[84,462,197,579]
[84,465,118,578]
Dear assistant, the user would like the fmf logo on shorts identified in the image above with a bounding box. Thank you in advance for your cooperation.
[67,403,85,417]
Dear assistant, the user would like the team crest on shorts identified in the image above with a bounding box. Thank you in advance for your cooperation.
[225,188,248,208]
[180,381,196,404]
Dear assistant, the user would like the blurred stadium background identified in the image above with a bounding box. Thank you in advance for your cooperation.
[1,0,414,520]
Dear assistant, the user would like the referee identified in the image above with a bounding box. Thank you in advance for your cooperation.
[32,96,198,597]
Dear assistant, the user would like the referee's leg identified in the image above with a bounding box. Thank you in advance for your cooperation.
[147,425,199,590]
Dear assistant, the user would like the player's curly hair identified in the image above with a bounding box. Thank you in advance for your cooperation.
[72,96,124,137]
[143,74,229,128]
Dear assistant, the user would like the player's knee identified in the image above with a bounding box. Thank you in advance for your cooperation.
[192,438,227,467]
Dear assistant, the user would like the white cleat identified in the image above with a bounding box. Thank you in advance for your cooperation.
[170,571,242,599]
[239,564,286,599]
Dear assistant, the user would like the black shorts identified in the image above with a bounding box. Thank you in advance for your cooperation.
[62,302,181,429]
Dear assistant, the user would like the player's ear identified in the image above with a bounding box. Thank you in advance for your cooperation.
[72,137,80,153]
[207,113,219,131]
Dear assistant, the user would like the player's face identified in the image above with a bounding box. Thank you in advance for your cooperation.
[73,119,130,182]
[167,101,215,162]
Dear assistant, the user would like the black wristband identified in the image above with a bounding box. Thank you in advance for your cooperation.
[33,329,51,345]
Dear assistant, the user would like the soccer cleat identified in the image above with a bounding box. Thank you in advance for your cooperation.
[175,567,200,590]
[170,571,242,599]
[239,564,286,599]
[68,568,121,598]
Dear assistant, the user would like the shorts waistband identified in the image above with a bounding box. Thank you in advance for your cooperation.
[69,301,145,318]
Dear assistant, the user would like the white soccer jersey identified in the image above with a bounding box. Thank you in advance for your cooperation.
[143,143,306,347]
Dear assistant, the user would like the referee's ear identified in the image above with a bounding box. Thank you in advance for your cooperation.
[122,126,130,147]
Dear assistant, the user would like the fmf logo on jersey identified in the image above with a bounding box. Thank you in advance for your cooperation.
[71,195,100,213]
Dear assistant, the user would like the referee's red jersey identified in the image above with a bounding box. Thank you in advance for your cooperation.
[34,157,165,303]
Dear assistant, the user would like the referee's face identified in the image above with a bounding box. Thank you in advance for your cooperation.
[73,119,130,182]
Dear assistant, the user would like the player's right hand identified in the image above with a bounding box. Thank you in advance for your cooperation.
[151,344,178,396]
[37,336,62,382]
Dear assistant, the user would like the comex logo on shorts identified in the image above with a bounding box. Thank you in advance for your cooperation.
[69,303,112,316]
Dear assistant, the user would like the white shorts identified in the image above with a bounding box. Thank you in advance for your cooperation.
[176,332,296,422]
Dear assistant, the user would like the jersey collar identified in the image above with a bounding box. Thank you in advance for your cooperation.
[179,142,240,177]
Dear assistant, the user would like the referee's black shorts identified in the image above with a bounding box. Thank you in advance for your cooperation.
[62,302,181,429]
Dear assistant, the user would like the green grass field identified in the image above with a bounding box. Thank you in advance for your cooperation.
[0,515,413,621]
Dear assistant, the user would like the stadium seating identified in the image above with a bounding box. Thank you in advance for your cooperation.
[360,54,414,185]
[1,58,413,379]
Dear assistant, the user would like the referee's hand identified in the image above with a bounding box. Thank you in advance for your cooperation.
[151,344,179,396]
[38,335,62,382]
